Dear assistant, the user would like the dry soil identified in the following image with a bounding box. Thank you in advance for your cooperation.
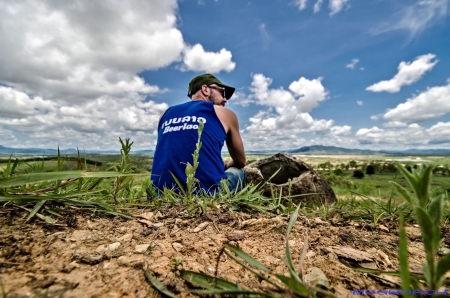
[1,205,448,297]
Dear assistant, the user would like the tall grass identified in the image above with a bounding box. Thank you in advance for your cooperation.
[0,138,147,220]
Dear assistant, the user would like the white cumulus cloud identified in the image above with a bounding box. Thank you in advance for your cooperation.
[427,122,450,144]
[331,125,352,135]
[383,80,450,123]
[182,44,236,73]
[242,74,346,149]
[329,0,350,15]
[289,77,329,112]
[0,88,168,148]
[356,125,426,146]
[0,0,183,102]
[0,87,55,118]
[366,54,438,93]
[0,0,239,150]
[383,121,408,128]
[356,121,450,148]
[0,0,232,150]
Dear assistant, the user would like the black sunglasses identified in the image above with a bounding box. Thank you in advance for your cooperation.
[208,85,226,98]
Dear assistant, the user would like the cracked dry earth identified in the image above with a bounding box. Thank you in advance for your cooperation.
[0,205,446,298]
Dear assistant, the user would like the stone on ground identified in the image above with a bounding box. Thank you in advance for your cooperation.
[244,153,336,204]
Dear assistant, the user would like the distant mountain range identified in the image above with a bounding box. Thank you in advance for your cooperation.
[288,145,450,155]
[0,145,154,156]
[1,144,449,157]
[289,145,379,155]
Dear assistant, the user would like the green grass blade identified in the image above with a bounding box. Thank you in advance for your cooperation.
[349,190,389,213]
[143,270,178,298]
[436,253,450,287]
[94,209,133,218]
[40,157,44,172]
[415,207,438,256]
[417,164,433,208]
[0,189,105,201]
[0,171,143,187]
[220,246,282,289]
[225,244,271,273]
[86,178,104,191]
[399,214,411,293]
[428,195,443,226]
[274,274,309,295]
[285,204,303,284]
[180,270,239,290]
[43,208,62,217]
[349,266,423,278]
[396,163,416,188]
[10,158,19,176]
[26,200,46,222]
[189,289,272,297]
[84,172,147,178]
[389,181,413,205]
[169,172,186,196]
[3,157,11,178]
[54,146,61,172]
[16,205,56,223]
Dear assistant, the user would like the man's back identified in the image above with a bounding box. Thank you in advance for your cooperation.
[151,101,227,192]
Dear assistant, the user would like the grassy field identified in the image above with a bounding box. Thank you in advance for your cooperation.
[2,153,449,199]
[2,152,449,227]
[0,154,153,174]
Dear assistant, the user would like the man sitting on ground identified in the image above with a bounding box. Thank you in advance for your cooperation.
[150,73,246,194]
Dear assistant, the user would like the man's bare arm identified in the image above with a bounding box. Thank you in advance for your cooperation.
[224,111,246,169]
[214,106,246,169]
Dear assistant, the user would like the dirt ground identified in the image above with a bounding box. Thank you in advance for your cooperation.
[1,205,447,298]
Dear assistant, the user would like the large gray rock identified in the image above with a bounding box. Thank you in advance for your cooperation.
[244,153,336,205]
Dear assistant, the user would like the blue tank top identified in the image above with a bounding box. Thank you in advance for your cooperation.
[151,101,227,193]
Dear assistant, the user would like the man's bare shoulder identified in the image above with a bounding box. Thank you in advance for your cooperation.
[213,105,237,117]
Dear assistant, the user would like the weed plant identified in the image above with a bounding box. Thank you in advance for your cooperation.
[348,163,450,293]
[392,163,450,292]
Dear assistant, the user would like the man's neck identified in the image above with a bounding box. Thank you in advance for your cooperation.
[191,96,208,102]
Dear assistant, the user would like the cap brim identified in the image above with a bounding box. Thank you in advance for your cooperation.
[217,83,235,100]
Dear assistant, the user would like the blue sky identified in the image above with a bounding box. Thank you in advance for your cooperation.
[1,0,449,151]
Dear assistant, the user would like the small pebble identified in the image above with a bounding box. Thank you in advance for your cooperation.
[172,242,183,252]
[226,230,245,241]
[135,244,150,253]
[193,222,209,233]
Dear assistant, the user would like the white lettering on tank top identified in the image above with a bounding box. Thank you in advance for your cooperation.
[161,116,206,134]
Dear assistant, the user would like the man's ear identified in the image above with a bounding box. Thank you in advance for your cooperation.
[201,84,210,97]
